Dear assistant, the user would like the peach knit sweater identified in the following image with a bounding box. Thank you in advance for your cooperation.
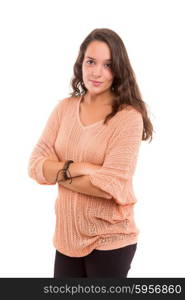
[28,95,143,257]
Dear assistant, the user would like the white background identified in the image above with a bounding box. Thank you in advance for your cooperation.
[0,0,184,277]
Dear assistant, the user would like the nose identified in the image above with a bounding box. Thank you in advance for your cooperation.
[92,64,103,78]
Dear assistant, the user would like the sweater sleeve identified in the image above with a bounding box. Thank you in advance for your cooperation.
[88,108,143,205]
[27,100,62,185]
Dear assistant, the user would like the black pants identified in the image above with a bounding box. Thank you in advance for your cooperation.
[53,243,137,278]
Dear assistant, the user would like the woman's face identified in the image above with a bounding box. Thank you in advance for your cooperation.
[82,40,114,95]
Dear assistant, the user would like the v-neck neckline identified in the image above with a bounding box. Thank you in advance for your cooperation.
[77,95,105,129]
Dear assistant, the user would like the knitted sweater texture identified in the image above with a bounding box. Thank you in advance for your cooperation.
[28,95,143,257]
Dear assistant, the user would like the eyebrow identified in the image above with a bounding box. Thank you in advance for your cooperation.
[85,56,112,61]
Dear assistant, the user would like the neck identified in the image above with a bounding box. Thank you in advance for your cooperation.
[83,91,115,106]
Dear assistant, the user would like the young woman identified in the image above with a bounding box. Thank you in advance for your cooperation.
[28,28,153,278]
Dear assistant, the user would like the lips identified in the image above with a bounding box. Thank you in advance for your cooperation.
[90,80,102,84]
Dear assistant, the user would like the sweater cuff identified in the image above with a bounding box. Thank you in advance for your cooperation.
[35,157,55,185]
[88,171,127,205]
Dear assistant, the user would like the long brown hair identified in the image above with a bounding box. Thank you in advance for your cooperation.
[69,28,154,142]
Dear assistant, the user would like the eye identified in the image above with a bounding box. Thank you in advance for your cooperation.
[105,63,112,68]
[86,59,94,64]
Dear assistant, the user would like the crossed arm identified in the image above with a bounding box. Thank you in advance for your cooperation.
[59,175,112,199]
[28,103,143,205]
[42,160,112,199]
